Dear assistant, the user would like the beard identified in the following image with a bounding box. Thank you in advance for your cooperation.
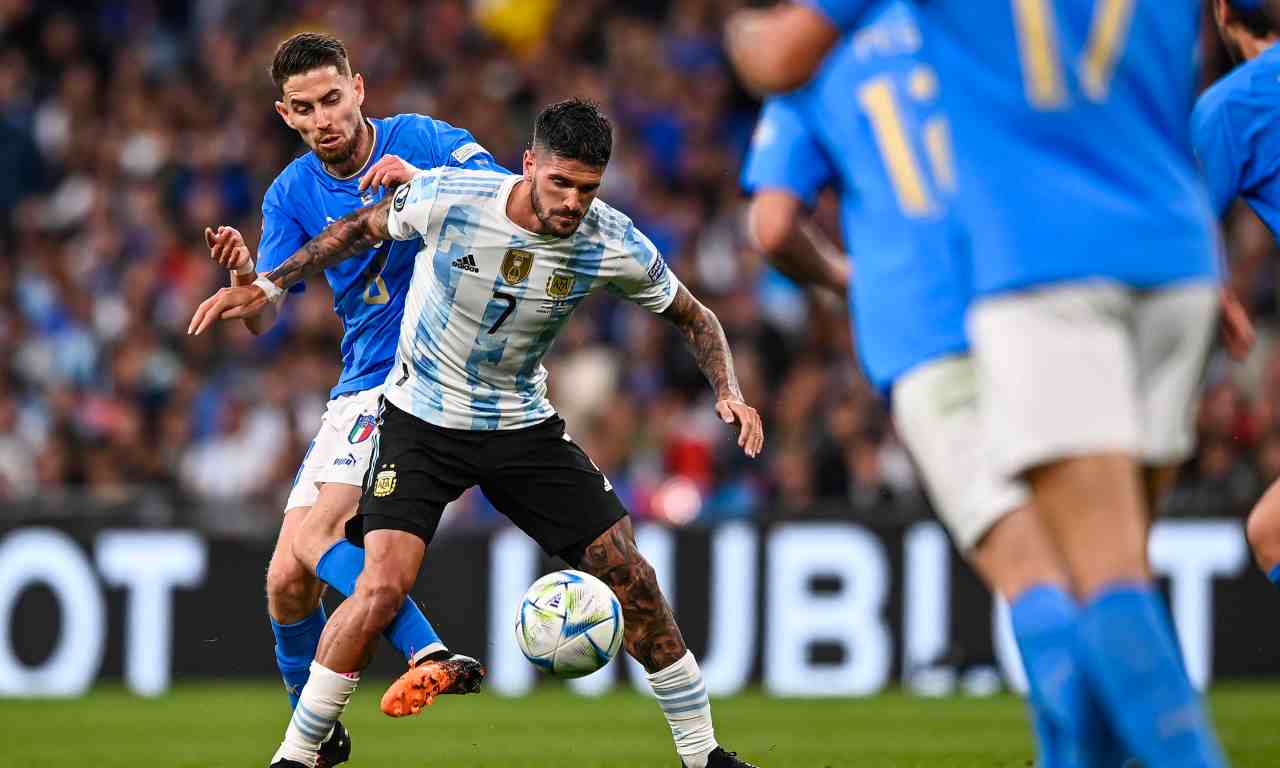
[314,124,361,166]
[530,181,583,237]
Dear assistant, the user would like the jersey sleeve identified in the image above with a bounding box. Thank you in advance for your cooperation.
[609,224,682,314]
[431,118,505,172]
[1191,92,1244,217]
[741,97,834,207]
[257,180,308,295]
[386,169,444,241]
[801,0,874,32]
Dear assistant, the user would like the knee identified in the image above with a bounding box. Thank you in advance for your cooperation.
[577,521,664,607]
[622,557,659,594]
[352,572,409,634]
[291,500,353,570]
[290,517,342,571]
[1247,504,1280,572]
[971,507,1069,600]
[594,553,661,607]
[265,556,321,622]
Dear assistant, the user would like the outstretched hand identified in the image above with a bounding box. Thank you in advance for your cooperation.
[359,154,421,193]
[188,284,271,335]
[204,225,252,273]
[716,399,764,459]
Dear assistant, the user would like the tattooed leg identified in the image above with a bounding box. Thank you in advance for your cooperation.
[580,517,733,766]
[576,516,686,673]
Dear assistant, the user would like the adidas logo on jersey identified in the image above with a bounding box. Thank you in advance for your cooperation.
[452,254,480,273]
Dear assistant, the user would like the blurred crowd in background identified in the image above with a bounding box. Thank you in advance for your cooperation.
[0,0,1270,536]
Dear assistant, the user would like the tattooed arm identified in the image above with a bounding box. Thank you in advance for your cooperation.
[264,196,393,290]
[662,285,742,402]
[188,196,393,335]
[661,285,764,457]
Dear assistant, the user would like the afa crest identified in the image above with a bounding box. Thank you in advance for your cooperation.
[501,249,534,285]
[348,414,377,444]
[373,466,397,497]
[546,270,576,300]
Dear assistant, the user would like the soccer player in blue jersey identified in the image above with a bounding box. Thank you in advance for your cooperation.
[193,98,762,768]
[202,32,501,763]
[728,1,1228,765]
[740,6,1118,765]
[1195,0,1280,625]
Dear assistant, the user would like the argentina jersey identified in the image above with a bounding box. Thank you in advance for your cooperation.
[804,0,1220,296]
[380,168,680,431]
[257,114,504,399]
[741,1,968,393]
[1192,42,1280,234]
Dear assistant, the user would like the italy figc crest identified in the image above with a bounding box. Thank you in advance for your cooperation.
[349,414,377,444]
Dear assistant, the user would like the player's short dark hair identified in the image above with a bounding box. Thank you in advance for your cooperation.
[1238,6,1279,38]
[270,32,351,91]
[532,98,613,168]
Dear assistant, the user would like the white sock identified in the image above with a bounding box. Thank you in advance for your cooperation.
[647,651,718,768]
[269,662,359,767]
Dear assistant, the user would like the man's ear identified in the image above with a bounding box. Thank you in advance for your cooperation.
[274,100,294,129]
[353,73,365,107]
[523,148,536,180]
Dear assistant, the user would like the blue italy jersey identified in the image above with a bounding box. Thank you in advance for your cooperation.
[804,0,1219,296]
[258,114,504,398]
[742,2,968,393]
[1192,43,1280,234]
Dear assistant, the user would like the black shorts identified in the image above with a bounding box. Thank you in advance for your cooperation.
[349,400,628,565]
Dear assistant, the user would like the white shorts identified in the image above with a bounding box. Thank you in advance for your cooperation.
[283,388,383,512]
[892,355,1029,551]
[968,280,1219,479]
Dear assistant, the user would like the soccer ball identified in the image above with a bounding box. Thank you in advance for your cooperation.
[515,569,624,678]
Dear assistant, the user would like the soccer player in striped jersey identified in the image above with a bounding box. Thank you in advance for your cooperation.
[192,99,762,768]
[728,1,1227,765]
[1194,0,1280,629]
[201,32,501,764]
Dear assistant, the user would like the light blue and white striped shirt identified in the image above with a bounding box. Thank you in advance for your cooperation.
[383,169,680,430]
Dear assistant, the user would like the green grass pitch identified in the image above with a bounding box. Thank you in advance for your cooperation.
[5,682,1279,766]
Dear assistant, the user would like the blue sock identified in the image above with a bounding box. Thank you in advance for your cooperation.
[1269,563,1280,587]
[1010,584,1113,768]
[1077,584,1226,768]
[271,606,326,709]
[316,540,445,662]
[1157,589,1190,679]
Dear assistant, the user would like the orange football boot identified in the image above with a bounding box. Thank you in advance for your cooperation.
[379,653,485,717]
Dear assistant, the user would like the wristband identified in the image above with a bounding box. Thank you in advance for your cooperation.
[232,259,255,276]
[252,275,285,304]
